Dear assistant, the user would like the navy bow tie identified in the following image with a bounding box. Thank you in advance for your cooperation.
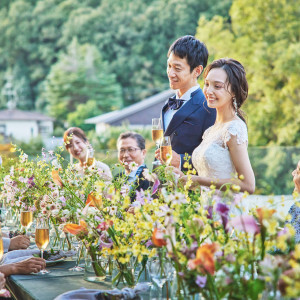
[167,98,186,110]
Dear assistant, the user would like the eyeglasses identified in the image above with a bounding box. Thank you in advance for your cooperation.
[119,147,141,155]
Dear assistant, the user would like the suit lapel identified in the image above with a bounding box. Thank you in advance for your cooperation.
[164,90,203,136]
[161,102,169,132]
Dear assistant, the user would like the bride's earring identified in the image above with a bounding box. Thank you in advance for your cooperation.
[233,97,238,115]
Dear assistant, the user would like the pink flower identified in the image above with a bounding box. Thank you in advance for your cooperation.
[227,215,260,235]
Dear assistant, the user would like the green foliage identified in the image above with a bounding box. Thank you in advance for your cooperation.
[0,0,230,111]
[43,38,122,127]
[196,0,300,146]
[16,136,44,157]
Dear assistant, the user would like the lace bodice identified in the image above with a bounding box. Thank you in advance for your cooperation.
[192,118,248,179]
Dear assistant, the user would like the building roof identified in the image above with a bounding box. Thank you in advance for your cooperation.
[0,109,54,121]
[85,89,175,124]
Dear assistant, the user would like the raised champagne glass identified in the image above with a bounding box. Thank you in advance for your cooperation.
[152,118,163,149]
[20,210,33,236]
[0,227,3,261]
[0,226,9,294]
[86,145,95,167]
[160,136,172,166]
[35,218,50,274]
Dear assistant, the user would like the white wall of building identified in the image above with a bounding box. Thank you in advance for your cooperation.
[0,120,53,141]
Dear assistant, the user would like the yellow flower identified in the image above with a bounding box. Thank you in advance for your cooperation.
[232,184,241,192]
[294,244,300,259]
[239,174,245,180]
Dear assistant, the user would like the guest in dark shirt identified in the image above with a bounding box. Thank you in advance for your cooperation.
[115,132,150,202]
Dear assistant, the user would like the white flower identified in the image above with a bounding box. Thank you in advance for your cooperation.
[142,169,158,182]
[51,209,60,216]
[108,206,118,215]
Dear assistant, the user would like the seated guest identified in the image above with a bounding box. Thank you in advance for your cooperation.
[3,235,30,253]
[0,272,4,289]
[116,132,151,201]
[0,257,45,276]
[288,160,300,243]
[63,127,112,180]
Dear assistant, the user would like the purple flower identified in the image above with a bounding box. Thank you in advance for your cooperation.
[27,176,35,188]
[135,190,145,205]
[215,202,230,232]
[99,233,113,250]
[228,215,260,235]
[145,239,153,248]
[152,178,160,195]
[195,275,207,288]
[206,206,213,220]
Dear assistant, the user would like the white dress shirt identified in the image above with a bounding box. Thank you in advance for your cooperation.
[163,84,200,131]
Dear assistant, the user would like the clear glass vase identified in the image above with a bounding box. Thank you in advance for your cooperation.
[84,248,107,282]
[112,260,135,288]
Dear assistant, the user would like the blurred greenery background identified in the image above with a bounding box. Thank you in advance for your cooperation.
[0,0,299,195]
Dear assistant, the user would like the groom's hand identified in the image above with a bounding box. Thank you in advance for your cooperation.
[155,149,180,168]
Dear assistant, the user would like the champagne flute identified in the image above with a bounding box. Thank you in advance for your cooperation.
[0,227,9,294]
[0,227,3,261]
[160,136,172,166]
[20,210,33,236]
[86,145,95,167]
[69,236,84,272]
[152,118,163,149]
[35,218,50,274]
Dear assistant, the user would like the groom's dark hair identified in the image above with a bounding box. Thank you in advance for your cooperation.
[168,35,208,73]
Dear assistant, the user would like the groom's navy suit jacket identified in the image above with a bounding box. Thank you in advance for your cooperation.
[161,88,216,170]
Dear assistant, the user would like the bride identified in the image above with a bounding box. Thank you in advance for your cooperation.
[177,58,255,194]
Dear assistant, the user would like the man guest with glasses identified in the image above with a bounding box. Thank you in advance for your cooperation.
[116,132,151,202]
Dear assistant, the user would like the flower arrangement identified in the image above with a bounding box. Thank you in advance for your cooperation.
[0,148,299,299]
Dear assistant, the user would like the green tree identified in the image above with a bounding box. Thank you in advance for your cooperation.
[196,0,300,146]
[44,38,122,128]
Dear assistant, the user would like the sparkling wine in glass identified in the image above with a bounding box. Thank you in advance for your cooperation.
[152,118,163,149]
[20,211,33,235]
[160,136,172,166]
[0,228,4,260]
[35,219,50,274]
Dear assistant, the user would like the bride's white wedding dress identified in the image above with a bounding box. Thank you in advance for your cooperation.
[192,118,248,180]
[192,118,248,208]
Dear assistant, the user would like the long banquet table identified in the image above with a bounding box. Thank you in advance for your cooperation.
[5,260,113,300]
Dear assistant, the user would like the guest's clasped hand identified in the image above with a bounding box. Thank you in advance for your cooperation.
[8,235,30,251]
[0,272,5,289]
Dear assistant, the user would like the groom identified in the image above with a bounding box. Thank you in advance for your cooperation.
[155,35,216,171]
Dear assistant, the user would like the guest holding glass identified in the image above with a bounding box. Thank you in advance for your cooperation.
[116,132,151,202]
[288,160,300,243]
[155,35,216,170]
[63,127,112,180]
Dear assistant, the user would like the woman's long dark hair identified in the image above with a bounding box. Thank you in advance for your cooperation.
[204,58,248,124]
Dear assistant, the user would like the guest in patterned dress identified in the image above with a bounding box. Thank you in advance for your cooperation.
[288,160,300,243]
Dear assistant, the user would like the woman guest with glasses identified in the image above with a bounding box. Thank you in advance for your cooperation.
[116,132,151,202]
[63,127,112,180]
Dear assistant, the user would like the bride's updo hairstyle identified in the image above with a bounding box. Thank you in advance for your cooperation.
[204,58,248,123]
[63,127,88,150]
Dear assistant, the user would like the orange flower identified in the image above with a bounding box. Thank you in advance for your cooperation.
[52,169,63,187]
[188,243,219,275]
[86,192,102,208]
[152,228,167,247]
[64,220,88,236]
[256,208,276,223]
